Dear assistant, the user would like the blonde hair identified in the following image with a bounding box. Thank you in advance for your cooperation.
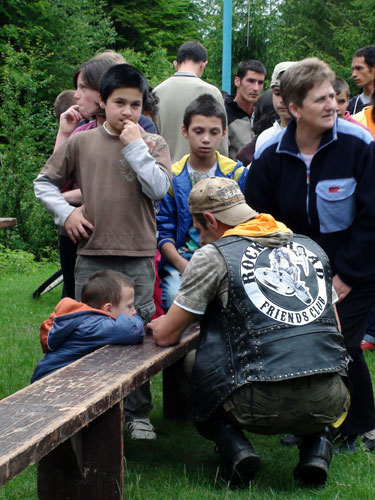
[94,50,127,64]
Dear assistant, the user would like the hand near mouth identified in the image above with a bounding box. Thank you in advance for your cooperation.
[120,119,142,146]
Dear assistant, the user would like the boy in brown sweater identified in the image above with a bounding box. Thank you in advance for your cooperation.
[34,64,172,440]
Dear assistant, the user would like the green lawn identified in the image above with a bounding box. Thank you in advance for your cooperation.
[1,266,375,499]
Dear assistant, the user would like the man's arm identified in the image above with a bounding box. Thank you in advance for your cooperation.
[147,304,196,346]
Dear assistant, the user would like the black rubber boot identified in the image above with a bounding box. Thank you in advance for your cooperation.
[196,414,260,489]
[293,426,333,487]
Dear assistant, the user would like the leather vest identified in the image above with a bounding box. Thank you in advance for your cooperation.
[191,234,349,421]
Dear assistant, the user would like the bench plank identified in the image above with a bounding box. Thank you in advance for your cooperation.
[0,324,199,488]
[0,218,17,228]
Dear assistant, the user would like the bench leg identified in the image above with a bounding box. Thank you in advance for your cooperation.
[37,401,124,500]
[163,358,190,420]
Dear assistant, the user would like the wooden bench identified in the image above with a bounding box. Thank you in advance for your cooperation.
[0,324,199,499]
[0,218,17,228]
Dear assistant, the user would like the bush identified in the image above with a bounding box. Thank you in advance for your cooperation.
[0,244,56,274]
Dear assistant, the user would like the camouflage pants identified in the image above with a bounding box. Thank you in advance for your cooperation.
[184,351,349,435]
[224,373,349,435]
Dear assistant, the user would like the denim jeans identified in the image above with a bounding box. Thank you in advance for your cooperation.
[161,252,193,312]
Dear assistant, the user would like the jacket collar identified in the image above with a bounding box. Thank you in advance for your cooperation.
[276,118,338,159]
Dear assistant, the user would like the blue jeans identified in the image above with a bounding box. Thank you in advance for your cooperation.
[161,252,193,312]
[363,305,375,344]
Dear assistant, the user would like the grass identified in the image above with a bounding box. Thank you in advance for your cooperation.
[1,266,375,499]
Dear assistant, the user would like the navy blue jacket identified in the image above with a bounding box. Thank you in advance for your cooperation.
[245,118,375,287]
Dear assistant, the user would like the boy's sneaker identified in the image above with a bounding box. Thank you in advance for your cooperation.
[361,436,375,452]
[361,339,375,351]
[361,429,375,452]
[126,418,156,440]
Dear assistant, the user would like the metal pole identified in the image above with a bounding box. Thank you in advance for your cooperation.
[222,0,232,94]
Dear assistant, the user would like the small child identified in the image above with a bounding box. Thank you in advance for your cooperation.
[54,90,77,121]
[157,93,248,311]
[333,77,373,133]
[31,270,144,383]
[333,78,351,119]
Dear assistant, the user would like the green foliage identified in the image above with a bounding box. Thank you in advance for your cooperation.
[0,0,116,257]
[107,0,201,60]
[0,244,56,274]
[0,0,117,96]
[201,0,281,91]
[267,0,375,93]
[122,45,172,88]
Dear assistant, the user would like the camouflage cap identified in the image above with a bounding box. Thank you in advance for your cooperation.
[188,177,258,225]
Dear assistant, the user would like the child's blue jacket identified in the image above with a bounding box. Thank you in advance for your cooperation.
[31,298,144,383]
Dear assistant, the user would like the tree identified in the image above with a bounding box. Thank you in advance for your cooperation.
[267,0,375,91]
[107,0,201,60]
[0,0,116,257]
[199,0,279,91]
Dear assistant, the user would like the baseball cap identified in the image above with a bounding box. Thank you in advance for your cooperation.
[188,177,258,226]
[271,61,296,87]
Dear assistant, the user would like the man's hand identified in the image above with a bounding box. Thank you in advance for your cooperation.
[333,274,352,302]
[147,305,195,346]
[119,119,142,146]
[64,206,94,244]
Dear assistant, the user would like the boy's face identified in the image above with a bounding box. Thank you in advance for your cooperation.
[182,115,225,160]
[109,286,137,318]
[335,90,349,118]
[272,86,290,125]
[99,87,143,135]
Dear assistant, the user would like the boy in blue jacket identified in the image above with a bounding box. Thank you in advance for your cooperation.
[31,269,144,383]
[157,93,248,310]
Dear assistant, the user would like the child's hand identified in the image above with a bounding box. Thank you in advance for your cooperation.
[64,206,94,244]
[58,105,83,136]
[120,119,142,146]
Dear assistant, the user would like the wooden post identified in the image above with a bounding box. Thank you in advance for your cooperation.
[37,402,124,500]
[163,358,190,421]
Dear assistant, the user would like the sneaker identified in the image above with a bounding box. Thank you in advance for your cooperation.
[126,418,156,440]
[361,340,375,351]
[361,436,375,452]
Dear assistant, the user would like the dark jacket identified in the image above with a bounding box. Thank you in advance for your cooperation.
[225,95,255,159]
[191,235,349,421]
[244,118,375,287]
[347,95,366,115]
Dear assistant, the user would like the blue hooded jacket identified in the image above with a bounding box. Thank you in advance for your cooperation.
[31,298,144,383]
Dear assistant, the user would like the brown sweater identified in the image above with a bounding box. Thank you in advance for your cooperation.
[41,126,172,256]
